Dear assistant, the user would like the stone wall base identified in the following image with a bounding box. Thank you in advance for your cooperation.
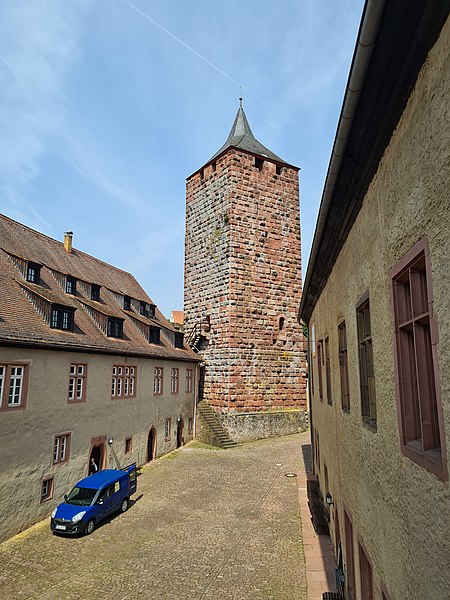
[218,409,309,443]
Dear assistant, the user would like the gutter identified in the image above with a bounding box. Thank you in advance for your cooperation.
[299,0,385,324]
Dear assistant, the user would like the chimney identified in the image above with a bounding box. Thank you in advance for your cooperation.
[64,231,73,254]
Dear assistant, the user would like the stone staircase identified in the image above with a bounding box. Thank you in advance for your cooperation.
[196,401,239,449]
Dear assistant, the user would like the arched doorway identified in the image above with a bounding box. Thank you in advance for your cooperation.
[89,443,105,475]
[177,417,184,448]
[147,427,156,462]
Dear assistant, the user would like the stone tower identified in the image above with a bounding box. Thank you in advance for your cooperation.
[185,100,307,441]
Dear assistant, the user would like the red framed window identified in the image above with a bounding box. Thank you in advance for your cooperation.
[344,510,355,600]
[317,340,324,402]
[390,238,446,479]
[53,433,71,465]
[41,477,54,502]
[170,368,179,395]
[125,437,132,454]
[0,363,29,411]
[325,336,332,405]
[356,297,377,429]
[68,363,87,402]
[165,418,171,441]
[338,321,350,411]
[154,367,163,395]
[359,543,373,600]
[185,368,193,393]
[111,365,136,399]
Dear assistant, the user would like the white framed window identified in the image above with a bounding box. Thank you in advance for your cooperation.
[170,368,179,394]
[111,365,136,399]
[53,434,70,465]
[154,367,163,395]
[68,364,86,402]
[0,364,28,410]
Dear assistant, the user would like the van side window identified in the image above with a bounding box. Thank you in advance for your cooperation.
[99,486,110,501]
[113,481,120,493]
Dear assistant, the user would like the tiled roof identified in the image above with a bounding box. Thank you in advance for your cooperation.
[0,214,198,361]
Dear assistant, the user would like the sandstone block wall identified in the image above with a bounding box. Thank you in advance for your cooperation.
[185,149,307,421]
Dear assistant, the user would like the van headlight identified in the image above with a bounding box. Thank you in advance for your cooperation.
[72,511,86,523]
[51,508,57,518]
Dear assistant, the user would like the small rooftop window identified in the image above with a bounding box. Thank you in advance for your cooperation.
[107,317,124,339]
[91,284,101,302]
[51,305,74,331]
[26,262,41,284]
[174,332,184,349]
[65,276,76,295]
[149,326,161,344]
[123,296,131,311]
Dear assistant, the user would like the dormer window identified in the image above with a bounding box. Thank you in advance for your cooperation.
[140,301,155,317]
[51,305,74,331]
[65,276,76,295]
[149,326,161,344]
[26,262,41,284]
[107,317,124,339]
[91,284,101,301]
[123,296,131,311]
[174,332,184,349]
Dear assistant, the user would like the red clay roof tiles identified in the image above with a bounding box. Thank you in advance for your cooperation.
[0,214,198,362]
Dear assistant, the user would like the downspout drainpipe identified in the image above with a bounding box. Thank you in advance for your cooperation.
[300,0,386,319]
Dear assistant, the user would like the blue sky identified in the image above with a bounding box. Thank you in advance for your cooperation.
[0,0,365,317]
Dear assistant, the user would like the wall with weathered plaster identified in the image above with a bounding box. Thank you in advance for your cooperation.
[219,410,308,443]
[309,18,450,599]
[0,347,196,542]
[185,148,307,438]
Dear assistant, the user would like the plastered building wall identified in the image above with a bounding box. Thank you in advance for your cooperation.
[185,148,307,430]
[0,347,196,542]
[309,18,450,599]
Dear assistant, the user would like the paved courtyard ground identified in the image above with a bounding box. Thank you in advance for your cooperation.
[0,432,311,600]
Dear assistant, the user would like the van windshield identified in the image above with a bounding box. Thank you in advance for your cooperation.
[66,486,97,506]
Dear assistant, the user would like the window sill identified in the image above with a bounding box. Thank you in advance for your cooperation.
[362,417,377,433]
[402,442,447,481]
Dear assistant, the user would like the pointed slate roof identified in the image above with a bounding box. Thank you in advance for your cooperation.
[208,99,292,166]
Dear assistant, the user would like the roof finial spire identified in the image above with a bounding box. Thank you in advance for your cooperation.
[239,86,243,108]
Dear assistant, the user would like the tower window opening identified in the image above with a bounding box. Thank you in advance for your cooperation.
[200,169,204,180]
[276,165,282,175]
[255,157,264,171]
[212,161,217,172]
[279,316,285,331]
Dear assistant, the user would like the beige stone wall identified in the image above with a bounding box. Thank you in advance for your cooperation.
[0,346,196,542]
[309,17,450,600]
[185,150,307,419]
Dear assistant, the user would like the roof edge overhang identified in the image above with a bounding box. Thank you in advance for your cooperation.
[0,338,201,362]
[299,0,450,324]
[187,146,299,181]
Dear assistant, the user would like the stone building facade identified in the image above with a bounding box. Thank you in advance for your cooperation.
[299,2,450,599]
[0,215,199,542]
[185,102,307,441]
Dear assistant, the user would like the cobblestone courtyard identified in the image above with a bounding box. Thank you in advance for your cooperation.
[0,432,311,600]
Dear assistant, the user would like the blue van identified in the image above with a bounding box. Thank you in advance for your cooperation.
[50,463,137,536]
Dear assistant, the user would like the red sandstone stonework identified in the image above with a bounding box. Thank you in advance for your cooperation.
[185,145,307,417]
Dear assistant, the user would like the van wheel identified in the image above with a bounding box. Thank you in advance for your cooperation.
[85,519,95,535]
[120,498,129,513]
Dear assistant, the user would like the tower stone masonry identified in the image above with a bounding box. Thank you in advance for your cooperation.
[185,101,307,441]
